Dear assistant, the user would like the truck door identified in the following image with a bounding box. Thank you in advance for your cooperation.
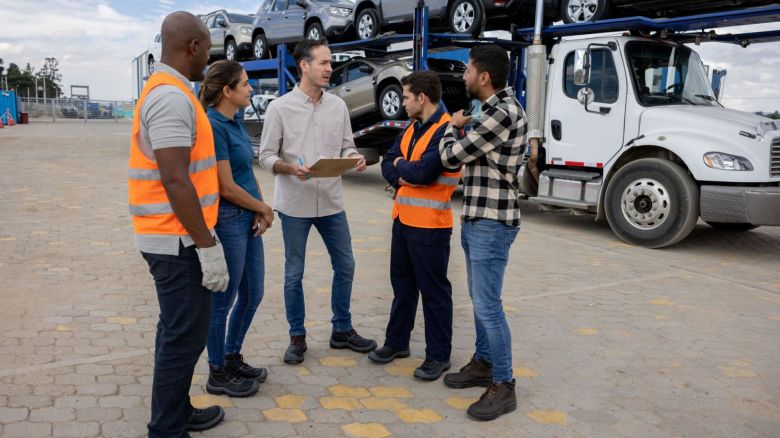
[381,0,418,22]
[280,0,306,42]
[546,43,627,168]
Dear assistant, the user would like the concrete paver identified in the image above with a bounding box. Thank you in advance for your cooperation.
[0,121,779,437]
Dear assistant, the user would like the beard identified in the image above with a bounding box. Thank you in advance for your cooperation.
[465,82,477,100]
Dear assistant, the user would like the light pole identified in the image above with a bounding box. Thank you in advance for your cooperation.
[34,76,38,102]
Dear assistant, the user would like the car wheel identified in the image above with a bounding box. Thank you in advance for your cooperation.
[356,8,379,40]
[253,34,268,59]
[449,0,484,37]
[605,158,699,248]
[561,0,610,24]
[306,22,324,41]
[148,56,155,74]
[705,222,758,232]
[225,39,238,61]
[378,84,405,120]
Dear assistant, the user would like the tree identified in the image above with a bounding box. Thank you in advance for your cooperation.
[37,57,62,98]
[5,62,36,98]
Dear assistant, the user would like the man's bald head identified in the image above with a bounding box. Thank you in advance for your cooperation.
[160,11,211,81]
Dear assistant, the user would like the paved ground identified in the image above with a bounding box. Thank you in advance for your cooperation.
[0,120,779,438]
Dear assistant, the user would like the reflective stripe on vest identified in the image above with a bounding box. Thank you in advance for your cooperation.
[128,72,219,236]
[391,112,461,229]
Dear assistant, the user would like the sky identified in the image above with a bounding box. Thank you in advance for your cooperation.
[1,0,779,113]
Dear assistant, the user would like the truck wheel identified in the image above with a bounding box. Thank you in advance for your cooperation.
[449,0,484,37]
[225,39,238,61]
[356,8,379,40]
[605,158,699,248]
[253,34,268,60]
[705,222,758,232]
[378,84,405,120]
[561,0,610,24]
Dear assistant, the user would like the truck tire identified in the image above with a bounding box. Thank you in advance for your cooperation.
[561,0,610,24]
[605,158,699,248]
[449,0,484,37]
[356,8,379,40]
[378,84,405,120]
[253,34,268,60]
[225,39,238,61]
[705,222,758,232]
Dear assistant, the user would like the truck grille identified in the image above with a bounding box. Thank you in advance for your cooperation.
[773,138,780,177]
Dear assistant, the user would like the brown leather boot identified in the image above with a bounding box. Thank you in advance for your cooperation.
[443,356,492,388]
[467,379,517,421]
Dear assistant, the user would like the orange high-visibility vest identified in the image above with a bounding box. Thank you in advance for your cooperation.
[392,112,460,229]
[128,72,219,236]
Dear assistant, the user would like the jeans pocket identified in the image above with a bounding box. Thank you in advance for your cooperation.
[217,206,243,223]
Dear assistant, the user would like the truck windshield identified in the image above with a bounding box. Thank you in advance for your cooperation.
[625,41,717,107]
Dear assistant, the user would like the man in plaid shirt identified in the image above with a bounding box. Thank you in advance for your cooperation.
[439,44,527,422]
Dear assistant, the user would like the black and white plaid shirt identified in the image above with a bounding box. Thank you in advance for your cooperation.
[439,87,527,227]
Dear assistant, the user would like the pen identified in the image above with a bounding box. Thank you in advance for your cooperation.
[298,158,310,180]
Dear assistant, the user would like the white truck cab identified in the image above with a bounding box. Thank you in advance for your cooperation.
[523,35,780,248]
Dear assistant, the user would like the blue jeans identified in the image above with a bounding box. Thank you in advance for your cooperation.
[207,204,265,367]
[142,243,211,438]
[279,210,355,336]
[461,218,519,383]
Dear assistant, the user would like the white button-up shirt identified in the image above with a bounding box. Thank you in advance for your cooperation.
[259,86,358,218]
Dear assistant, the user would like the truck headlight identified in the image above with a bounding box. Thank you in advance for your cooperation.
[240,27,252,35]
[703,152,753,171]
[329,7,352,17]
[404,61,414,70]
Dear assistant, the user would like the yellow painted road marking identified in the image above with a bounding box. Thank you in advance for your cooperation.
[445,396,478,410]
[262,408,307,423]
[360,397,408,411]
[276,394,306,409]
[329,385,371,398]
[527,410,567,425]
[191,394,233,408]
[719,366,757,378]
[651,299,675,305]
[319,396,363,410]
[396,408,443,423]
[320,356,357,367]
[731,359,751,367]
[56,324,72,332]
[369,386,413,398]
[513,367,539,378]
[385,366,415,377]
[106,316,137,325]
[342,423,392,438]
[90,241,110,246]
[574,328,599,336]
[191,374,206,385]
[297,366,311,376]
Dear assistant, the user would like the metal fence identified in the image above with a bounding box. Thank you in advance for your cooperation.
[19,97,135,122]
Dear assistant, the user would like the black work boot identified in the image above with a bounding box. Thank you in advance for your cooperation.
[284,335,307,365]
[185,405,224,431]
[443,356,492,389]
[206,365,259,397]
[367,345,410,364]
[467,380,517,421]
[225,352,268,382]
[414,359,451,381]
[330,329,377,353]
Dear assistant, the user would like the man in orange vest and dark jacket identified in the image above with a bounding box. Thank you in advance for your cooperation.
[370,71,460,381]
[129,12,228,437]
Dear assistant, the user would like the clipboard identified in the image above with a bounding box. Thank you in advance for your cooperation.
[308,158,360,177]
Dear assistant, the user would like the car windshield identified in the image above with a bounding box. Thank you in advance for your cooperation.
[228,14,254,24]
[625,41,718,107]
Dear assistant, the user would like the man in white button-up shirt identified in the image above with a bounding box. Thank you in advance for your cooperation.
[259,39,377,365]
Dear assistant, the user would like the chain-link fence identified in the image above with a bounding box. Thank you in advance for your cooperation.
[19,98,135,122]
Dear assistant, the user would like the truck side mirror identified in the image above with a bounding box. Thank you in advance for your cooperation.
[573,49,590,86]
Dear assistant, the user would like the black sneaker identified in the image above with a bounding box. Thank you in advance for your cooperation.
[443,356,492,389]
[367,345,410,364]
[467,380,517,421]
[284,335,307,365]
[330,329,377,353]
[185,405,224,431]
[414,359,451,381]
[225,352,268,382]
[206,365,259,397]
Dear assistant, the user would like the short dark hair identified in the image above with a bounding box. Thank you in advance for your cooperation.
[401,70,442,103]
[469,44,509,90]
[293,38,329,75]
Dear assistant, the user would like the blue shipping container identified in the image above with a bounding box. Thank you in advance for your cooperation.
[0,90,19,122]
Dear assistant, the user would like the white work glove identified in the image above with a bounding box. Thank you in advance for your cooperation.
[195,240,229,292]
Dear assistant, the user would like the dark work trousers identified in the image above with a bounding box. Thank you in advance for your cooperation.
[142,243,211,438]
[385,219,453,362]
